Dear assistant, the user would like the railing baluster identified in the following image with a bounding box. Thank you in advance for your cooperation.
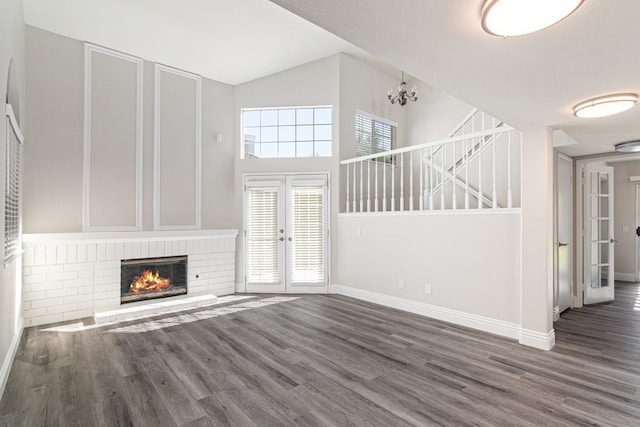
[383,157,387,212]
[409,152,414,211]
[429,146,434,210]
[367,161,371,212]
[391,154,396,212]
[508,131,513,208]
[346,162,350,213]
[452,140,457,210]
[465,138,469,209]
[359,160,364,213]
[419,148,424,210]
[440,145,445,210]
[375,160,379,212]
[492,134,497,208]
[352,162,357,213]
[478,137,483,209]
[400,154,405,211]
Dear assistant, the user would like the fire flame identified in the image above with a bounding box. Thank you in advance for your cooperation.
[129,270,172,294]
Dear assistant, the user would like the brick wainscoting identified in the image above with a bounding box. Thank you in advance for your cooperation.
[22,230,238,327]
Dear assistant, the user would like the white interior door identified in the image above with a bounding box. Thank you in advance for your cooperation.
[557,155,573,313]
[583,164,615,304]
[244,174,328,293]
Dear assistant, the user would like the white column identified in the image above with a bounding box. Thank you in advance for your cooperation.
[520,127,555,350]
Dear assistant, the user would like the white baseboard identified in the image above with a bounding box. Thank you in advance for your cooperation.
[519,328,555,351]
[330,284,521,341]
[615,272,637,282]
[0,318,23,401]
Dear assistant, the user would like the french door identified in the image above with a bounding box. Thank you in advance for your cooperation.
[244,174,328,293]
[583,164,615,304]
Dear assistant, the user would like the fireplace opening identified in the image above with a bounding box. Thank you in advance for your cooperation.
[121,256,187,304]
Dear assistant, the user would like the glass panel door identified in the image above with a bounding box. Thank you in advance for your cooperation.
[584,164,615,304]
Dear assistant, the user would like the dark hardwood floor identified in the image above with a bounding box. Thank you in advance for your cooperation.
[2,284,640,426]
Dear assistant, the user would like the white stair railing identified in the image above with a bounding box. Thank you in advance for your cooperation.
[341,124,521,213]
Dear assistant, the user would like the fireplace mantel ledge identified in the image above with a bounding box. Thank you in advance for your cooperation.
[23,229,238,244]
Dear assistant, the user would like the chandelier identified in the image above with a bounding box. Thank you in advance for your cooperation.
[388,71,418,106]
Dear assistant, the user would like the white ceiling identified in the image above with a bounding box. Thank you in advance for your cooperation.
[23,0,640,157]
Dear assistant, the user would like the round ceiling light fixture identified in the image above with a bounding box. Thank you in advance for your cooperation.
[573,93,639,118]
[615,140,640,153]
[481,0,585,37]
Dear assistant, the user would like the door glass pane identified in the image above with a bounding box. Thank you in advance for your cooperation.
[246,187,279,283]
[290,186,325,284]
[590,264,600,288]
[601,265,609,287]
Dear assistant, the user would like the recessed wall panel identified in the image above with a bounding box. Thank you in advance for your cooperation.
[154,65,201,230]
[84,44,142,230]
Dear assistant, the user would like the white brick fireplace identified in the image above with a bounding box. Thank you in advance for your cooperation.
[22,230,238,327]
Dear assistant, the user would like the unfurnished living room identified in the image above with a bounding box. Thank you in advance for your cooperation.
[2,0,640,425]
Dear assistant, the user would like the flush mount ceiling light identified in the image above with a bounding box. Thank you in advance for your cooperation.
[573,93,639,118]
[615,140,640,153]
[481,0,584,37]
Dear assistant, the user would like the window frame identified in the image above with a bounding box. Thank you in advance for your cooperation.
[355,110,397,164]
[4,103,24,266]
[241,106,333,159]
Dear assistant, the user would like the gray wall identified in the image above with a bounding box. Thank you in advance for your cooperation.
[610,160,640,279]
[23,26,237,233]
[1,0,26,398]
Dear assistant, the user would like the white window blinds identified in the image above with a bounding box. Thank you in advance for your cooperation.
[246,187,280,284]
[355,111,397,159]
[5,104,23,266]
[290,186,326,284]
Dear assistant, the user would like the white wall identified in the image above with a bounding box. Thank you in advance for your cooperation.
[336,213,521,325]
[23,26,238,233]
[405,81,473,144]
[609,160,640,280]
[1,0,26,399]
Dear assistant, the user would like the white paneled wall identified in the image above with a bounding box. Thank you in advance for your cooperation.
[22,230,238,327]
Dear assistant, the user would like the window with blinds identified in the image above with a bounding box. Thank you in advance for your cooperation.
[245,187,280,284]
[5,105,23,266]
[355,111,397,163]
[290,186,325,284]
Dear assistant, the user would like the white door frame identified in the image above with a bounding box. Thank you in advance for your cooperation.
[575,153,640,307]
[243,172,331,294]
[554,152,573,319]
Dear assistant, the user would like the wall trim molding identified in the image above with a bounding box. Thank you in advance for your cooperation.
[0,318,23,401]
[153,64,202,231]
[615,272,636,282]
[83,43,144,232]
[519,328,556,351]
[330,284,521,340]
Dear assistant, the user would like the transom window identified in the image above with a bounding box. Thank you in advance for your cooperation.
[355,111,397,163]
[242,106,332,159]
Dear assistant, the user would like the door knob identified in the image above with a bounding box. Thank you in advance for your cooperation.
[279,237,284,241]
[558,242,569,247]
[288,237,293,242]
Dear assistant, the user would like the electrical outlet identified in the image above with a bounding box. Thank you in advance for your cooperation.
[399,279,405,289]
[424,283,432,295]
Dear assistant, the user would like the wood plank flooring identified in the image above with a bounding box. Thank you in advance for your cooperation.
[2,285,640,426]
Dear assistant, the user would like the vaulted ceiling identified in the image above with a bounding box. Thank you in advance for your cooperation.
[23,0,640,156]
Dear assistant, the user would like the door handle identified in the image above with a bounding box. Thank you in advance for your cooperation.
[279,237,284,241]
[558,242,569,247]
[611,238,618,243]
[288,237,293,242]
[637,227,640,237]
